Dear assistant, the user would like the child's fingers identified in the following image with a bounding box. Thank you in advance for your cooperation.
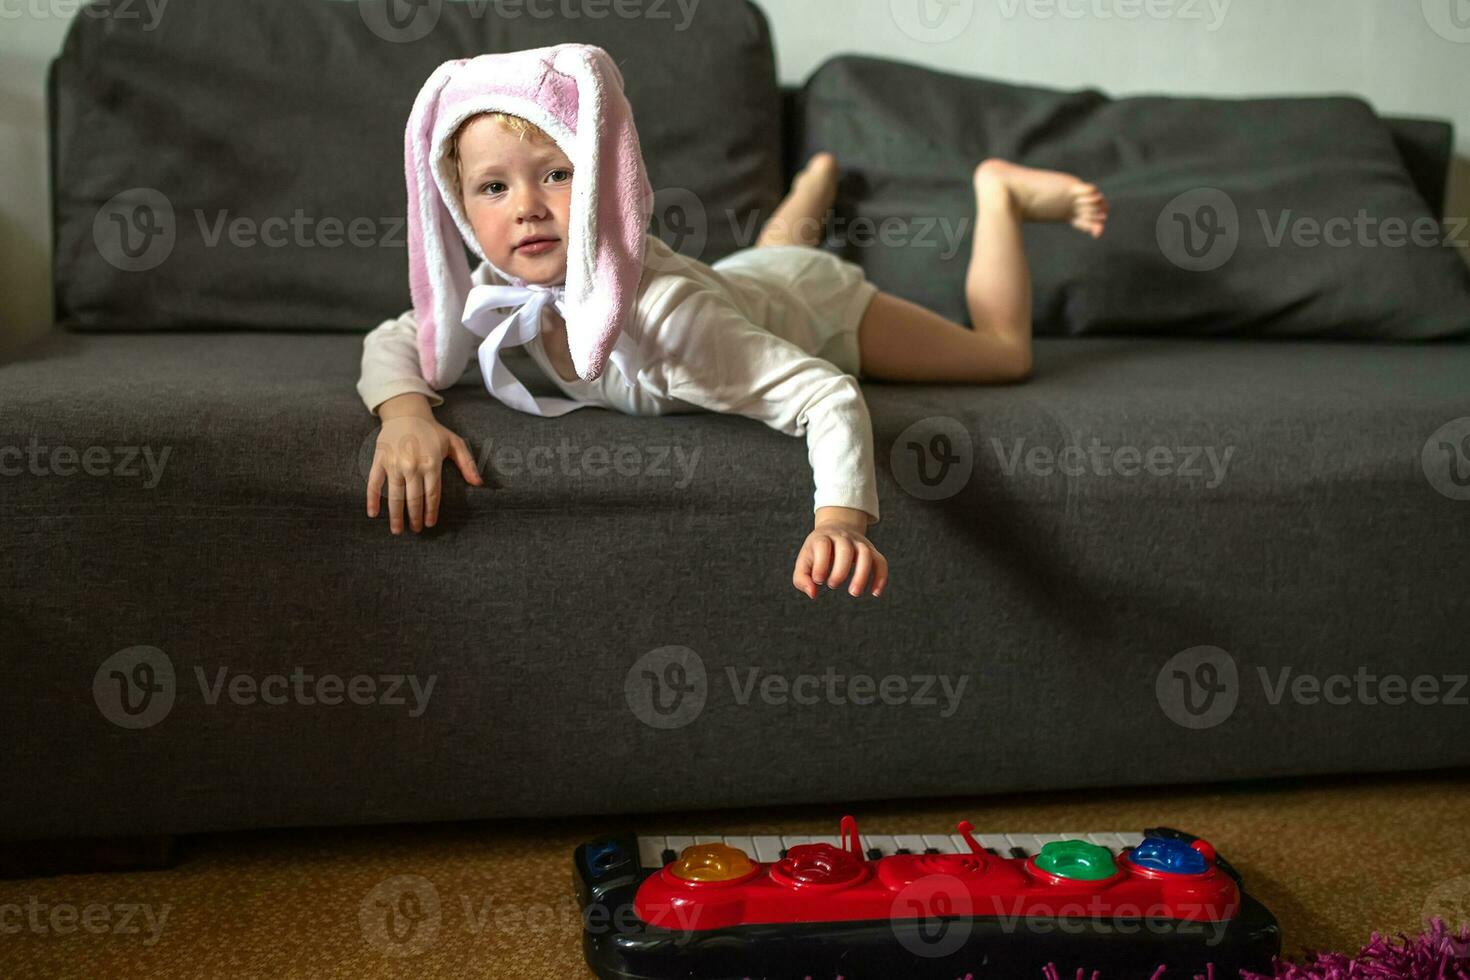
[792,545,818,599]
[871,552,889,597]
[825,537,855,588]
[387,470,406,535]
[847,546,874,597]
[423,465,441,529]
[366,456,385,517]
[404,471,425,532]
[449,435,482,485]
[808,535,834,586]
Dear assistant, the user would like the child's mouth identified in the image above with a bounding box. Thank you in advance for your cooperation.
[515,237,561,256]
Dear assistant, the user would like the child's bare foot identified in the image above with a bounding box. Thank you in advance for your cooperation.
[973,158,1109,238]
[758,151,840,247]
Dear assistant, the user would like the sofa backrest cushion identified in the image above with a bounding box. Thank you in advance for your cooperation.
[795,55,1470,341]
[51,0,783,332]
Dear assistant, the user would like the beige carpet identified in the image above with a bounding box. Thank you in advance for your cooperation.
[3,769,1468,979]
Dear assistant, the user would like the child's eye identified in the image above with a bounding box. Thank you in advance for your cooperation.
[482,181,506,195]
[548,169,572,183]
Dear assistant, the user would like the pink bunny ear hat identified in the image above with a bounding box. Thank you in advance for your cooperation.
[405,44,653,388]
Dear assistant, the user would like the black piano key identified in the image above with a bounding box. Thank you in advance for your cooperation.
[866,848,883,861]
[779,848,788,859]
[1009,847,1029,859]
[895,848,912,855]
[924,847,940,854]
[660,848,676,865]
[983,847,998,856]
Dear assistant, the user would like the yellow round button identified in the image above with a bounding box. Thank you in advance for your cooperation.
[669,843,757,882]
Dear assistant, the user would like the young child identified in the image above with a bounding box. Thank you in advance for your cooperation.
[359,46,1108,602]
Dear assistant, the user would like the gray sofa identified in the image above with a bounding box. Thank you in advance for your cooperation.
[2,0,1468,843]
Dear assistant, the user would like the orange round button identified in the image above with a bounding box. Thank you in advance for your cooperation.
[669,843,758,883]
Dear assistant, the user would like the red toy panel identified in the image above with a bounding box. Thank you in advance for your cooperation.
[633,817,1240,932]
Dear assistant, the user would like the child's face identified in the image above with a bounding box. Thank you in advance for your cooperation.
[456,117,573,285]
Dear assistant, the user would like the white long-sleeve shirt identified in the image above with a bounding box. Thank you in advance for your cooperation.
[357,234,880,524]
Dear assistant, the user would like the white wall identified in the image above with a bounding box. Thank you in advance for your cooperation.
[1,0,1466,350]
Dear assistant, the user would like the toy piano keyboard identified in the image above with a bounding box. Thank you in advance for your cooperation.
[574,817,1281,980]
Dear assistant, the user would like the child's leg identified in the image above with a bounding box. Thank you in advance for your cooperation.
[856,159,1108,383]
[756,153,839,248]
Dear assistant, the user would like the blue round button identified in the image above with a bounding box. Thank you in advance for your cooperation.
[1129,837,1208,875]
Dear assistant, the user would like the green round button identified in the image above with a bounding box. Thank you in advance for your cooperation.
[1034,840,1117,880]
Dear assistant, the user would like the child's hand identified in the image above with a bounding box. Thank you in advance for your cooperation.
[366,412,482,534]
[794,509,887,599]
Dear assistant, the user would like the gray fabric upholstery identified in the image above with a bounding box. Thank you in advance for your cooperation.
[794,55,1470,340]
[3,330,1467,839]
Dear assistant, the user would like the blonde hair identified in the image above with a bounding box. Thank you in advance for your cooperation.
[447,112,558,190]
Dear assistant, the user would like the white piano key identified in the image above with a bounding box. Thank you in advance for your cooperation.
[1058,834,1090,845]
[1116,832,1146,849]
[752,836,784,863]
[862,835,898,857]
[780,835,811,852]
[979,834,1011,853]
[953,834,990,855]
[1006,833,1042,856]
[666,835,695,858]
[723,836,755,859]
[809,835,841,849]
[694,835,723,845]
[923,835,959,853]
[637,836,668,869]
[1032,834,1065,850]
[1086,832,1127,851]
[893,835,927,854]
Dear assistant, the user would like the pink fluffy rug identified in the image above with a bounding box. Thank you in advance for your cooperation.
[1040,918,1470,979]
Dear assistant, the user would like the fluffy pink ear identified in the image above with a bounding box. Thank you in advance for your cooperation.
[553,44,654,383]
[405,59,472,389]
